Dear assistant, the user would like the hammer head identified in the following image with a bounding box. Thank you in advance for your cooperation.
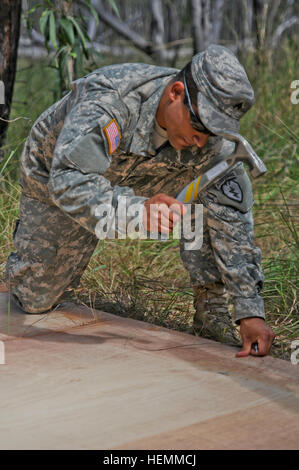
[217,131,267,178]
[175,131,266,203]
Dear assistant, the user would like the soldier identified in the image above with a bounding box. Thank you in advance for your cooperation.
[6,44,275,357]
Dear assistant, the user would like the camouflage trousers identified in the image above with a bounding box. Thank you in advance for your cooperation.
[6,194,98,313]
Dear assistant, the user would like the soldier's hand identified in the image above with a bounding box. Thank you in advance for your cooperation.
[143,193,186,234]
[236,317,275,358]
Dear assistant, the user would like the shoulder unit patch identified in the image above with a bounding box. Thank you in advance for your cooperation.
[103,119,121,154]
[221,178,243,202]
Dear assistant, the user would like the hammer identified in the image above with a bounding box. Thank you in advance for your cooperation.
[176,132,267,204]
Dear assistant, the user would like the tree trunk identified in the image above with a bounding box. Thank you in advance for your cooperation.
[212,0,225,43]
[0,0,22,161]
[166,0,180,67]
[202,0,212,50]
[190,0,223,53]
[190,0,202,53]
[150,0,167,64]
[252,0,265,50]
[243,0,253,43]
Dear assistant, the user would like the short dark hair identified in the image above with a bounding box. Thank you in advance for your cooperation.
[172,62,198,107]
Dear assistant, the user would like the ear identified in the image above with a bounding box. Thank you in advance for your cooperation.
[168,81,185,102]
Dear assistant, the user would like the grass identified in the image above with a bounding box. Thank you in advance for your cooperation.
[0,42,298,360]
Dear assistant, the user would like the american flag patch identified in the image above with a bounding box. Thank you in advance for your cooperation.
[103,119,121,154]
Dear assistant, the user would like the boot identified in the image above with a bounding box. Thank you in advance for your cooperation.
[193,282,241,346]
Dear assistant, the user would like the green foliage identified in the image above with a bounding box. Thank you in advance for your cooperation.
[26,0,120,97]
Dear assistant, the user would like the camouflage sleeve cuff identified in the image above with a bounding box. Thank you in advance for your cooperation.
[232,295,266,325]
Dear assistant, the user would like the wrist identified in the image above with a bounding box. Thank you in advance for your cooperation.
[239,316,265,324]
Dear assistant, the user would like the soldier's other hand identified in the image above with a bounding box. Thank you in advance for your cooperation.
[236,317,275,358]
[143,193,186,234]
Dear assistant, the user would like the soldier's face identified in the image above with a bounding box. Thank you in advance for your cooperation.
[162,81,210,150]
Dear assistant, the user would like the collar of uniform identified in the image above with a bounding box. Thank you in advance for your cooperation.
[129,78,171,156]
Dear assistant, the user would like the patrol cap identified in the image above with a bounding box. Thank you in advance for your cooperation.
[191,44,254,138]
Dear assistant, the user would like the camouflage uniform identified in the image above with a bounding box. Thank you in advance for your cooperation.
[6,47,265,343]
